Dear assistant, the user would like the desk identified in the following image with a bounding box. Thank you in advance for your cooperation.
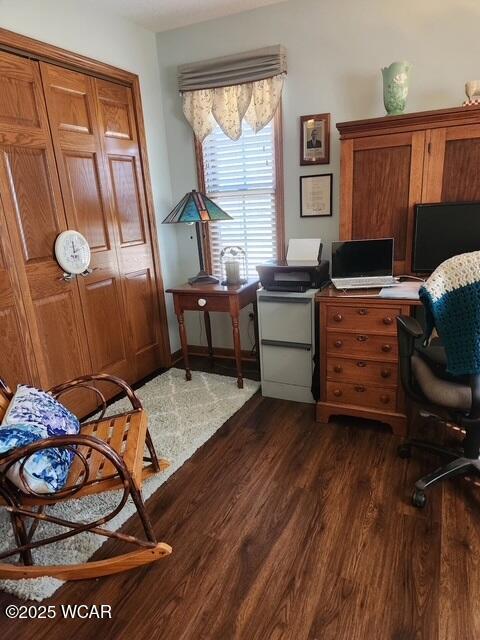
[167,279,259,388]
[316,286,421,435]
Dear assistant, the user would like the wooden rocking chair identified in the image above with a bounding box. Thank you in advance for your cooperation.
[0,374,171,581]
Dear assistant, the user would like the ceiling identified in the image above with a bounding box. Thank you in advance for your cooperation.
[92,0,287,32]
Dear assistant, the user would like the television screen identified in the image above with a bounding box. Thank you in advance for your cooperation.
[413,202,480,273]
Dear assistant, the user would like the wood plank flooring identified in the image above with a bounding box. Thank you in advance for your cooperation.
[1,376,480,639]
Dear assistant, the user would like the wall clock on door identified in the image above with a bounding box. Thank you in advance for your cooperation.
[54,230,91,279]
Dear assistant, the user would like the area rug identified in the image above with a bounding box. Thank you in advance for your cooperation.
[0,368,259,601]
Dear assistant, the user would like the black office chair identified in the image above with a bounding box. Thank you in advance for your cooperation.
[396,315,480,507]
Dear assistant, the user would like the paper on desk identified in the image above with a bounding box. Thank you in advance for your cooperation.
[286,238,322,262]
[379,281,422,299]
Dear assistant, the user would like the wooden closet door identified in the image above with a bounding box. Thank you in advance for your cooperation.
[40,63,132,383]
[341,131,425,273]
[423,125,480,202]
[94,79,163,379]
[0,51,92,401]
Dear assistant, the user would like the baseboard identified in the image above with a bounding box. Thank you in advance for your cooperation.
[171,345,256,365]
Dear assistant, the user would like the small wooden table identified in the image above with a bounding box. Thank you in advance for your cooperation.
[167,279,260,389]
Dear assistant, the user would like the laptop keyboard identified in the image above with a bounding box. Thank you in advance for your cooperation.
[333,277,396,289]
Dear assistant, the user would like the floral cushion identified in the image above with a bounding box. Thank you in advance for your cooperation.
[0,424,74,493]
[0,386,80,494]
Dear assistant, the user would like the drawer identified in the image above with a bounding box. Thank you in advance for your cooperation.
[262,342,313,387]
[258,296,311,344]
[326,381,396,411]
[176,294,228,312]
[327,357,398,386]
[326,305,399,334]
[327,331,397,360]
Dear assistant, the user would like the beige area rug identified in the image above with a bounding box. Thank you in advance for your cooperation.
[0,368,259,601]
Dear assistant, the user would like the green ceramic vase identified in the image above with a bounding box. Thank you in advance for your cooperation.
[382,61,411,115]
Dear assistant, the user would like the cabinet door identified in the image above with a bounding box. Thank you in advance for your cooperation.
[94,79,164,379]
[0,51,93,412]
[423,124,480,202]
[340,131,425,273]
[40,63,132,384]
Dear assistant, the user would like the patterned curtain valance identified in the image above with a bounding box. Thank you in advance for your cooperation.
[178,46,287,142]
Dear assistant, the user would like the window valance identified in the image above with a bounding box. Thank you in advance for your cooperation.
[178,45,287,142]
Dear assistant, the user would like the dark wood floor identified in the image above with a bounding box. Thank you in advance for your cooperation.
[1,362,480,639]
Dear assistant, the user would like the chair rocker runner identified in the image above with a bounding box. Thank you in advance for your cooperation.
[0,374,171,580]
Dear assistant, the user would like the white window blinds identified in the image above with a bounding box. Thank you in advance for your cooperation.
[202,119,277,278]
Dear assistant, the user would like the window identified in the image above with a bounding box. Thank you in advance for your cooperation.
[197,110,284,279]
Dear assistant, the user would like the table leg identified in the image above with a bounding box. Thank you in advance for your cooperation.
[231,314,243,389]
[177,311,191,381]
[252,299,260,372]
[204,310,214,368]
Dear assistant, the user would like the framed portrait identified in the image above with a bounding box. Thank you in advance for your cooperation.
[300,113,330,165]
[300,174,333,218]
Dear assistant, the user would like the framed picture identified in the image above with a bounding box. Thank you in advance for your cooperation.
[300,174,333,218]
[300,113,330,165]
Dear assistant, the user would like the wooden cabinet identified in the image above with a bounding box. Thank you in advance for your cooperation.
[316,288,417,436]
[0,35,170,416]
[337,105,480,275]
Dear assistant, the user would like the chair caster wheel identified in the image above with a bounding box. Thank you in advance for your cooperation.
[397,444,412,459]
[412,489,427,508]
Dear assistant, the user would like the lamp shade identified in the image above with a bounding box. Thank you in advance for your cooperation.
[162,189,232,224]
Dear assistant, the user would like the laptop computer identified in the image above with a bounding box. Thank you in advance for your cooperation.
[331,238,396,290]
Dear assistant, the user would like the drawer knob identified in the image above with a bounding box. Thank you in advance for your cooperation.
[333,364,343,373]
[381,368,391,378]
[357,361,367,368]
[357,335,369,342]
[333,388,342,397]
[380,394,390,404]
[333,313,343,322]
[358,308,368,316]
[197,298,207,307]
[383,316,393,325]
[355,385,365,392]
[334,340,343,348]
[381,344,392,353]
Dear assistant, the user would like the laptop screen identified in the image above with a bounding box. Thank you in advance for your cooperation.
[331,238,394,278]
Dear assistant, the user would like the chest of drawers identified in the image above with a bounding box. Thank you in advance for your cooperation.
[316,287,419,436]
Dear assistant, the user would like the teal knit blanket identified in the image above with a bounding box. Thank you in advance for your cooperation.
[419,251,480,376]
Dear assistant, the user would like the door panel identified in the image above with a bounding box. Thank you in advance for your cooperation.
[3,146,59,262]
[0,50,93,413]
[63,152,110,251]
[344,132,425,273]
[424,125,480,203]
[40,63,131,383]
[95,78,162,378]
[0,198,34,389]
[83,276,128,372]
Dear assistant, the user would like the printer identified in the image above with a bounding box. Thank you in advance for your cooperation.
[256,238,330,292]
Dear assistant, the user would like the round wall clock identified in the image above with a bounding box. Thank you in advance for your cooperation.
[54,230,91,275]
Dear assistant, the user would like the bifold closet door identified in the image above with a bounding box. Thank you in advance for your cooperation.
[40,63,132,384]
[0,50,93,412]
[94,79,163,379]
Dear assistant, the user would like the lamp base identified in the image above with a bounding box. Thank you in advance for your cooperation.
[188,270,219,285]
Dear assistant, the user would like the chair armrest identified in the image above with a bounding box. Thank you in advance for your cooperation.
[396,315,423,339]
[49,374,143,412]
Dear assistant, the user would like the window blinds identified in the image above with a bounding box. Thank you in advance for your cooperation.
[202,119,277,279]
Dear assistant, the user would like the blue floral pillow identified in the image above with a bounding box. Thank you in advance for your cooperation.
[0,424,73,493]
[0,386,80,494]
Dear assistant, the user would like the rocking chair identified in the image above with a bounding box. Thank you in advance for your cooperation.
[0,374,171,581]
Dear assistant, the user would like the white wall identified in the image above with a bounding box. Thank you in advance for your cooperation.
[156,0,480,349]
[0,0,181,352]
